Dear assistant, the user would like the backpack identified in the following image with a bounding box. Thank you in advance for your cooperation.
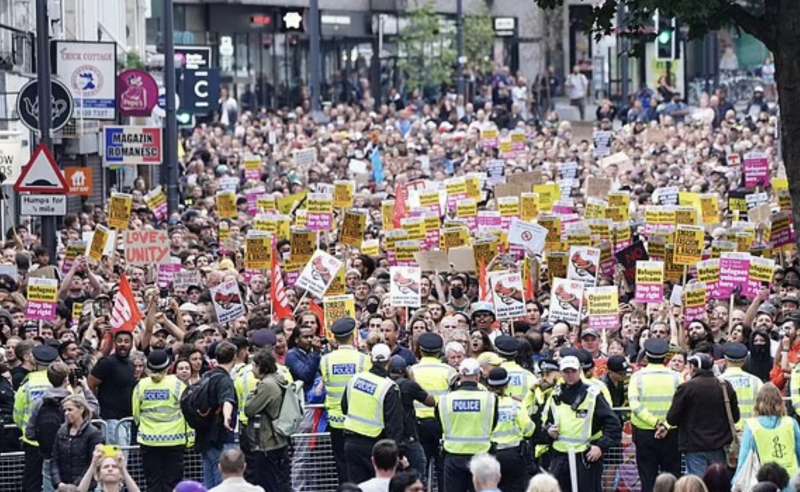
[34,396,65,457]
[180,371,224,430]
[273,379,305,438]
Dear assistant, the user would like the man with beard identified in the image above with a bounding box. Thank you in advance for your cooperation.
[686,320,719,357]
[88,331,136,445]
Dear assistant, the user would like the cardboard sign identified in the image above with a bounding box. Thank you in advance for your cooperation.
[216,191,238,219]
[210,279,245,324]
[333,180,355,209]
[586,285,620,331]
[124,230,170,266]
[341,210,367,247]
[144,186,168,221]
[157,261,181,289]
[585,177,612,199]
[489,271,526,320]
[508,218,548,256]
[683,281,708,324]
[293,147,318,168]
[448,247,477,272]
[245,233,273,271]
[549,278,584,325]
[297,250,344,299]
[306,193,333,231]
[415,250,450,272]
[323,295,356,339]
[62,241,86,274]
[26,277,58,321]
[635,261,664,304]
[173,269,202,291]
[567,246,600,288]
[718,252,751,298]
[389,266,422,307]
[108,193,133,230]
[673,225,704,266]
[87,225,111,262]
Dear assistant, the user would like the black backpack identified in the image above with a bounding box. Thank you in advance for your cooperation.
[180,371,223,430]
[34,396,65,458]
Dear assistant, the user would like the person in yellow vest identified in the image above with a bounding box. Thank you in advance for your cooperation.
[408,332,455,485]
[542,355,620,492]
[628,339,681,492]
[571,348,612,405]
[13,344,57,492]
[733,383,800,486]
[436,357,498,492]
[132,349,188,492]
[494,335,537,411]
[487,367,535,492]
[341,343,403,484]
[531,358,561,469]
[320,317,371,483]
[720,342,763,432]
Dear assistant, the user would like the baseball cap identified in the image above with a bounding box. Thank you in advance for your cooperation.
[371,343,391,362]
[559,356,580,372]
[459,358,482,376]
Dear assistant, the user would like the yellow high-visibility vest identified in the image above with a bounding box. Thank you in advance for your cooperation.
[132,375,187,447]
[321,346,370,429]
[438,389,496,455]
[628,364,681,430]
[749,416,799,478]
[13,370,51,447]
[409,357,455,419]
[343,371,395,438]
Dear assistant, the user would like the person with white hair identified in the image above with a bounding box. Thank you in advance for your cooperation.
[444,341,466,370]
[470,453,502,492]
[526,473,561,492]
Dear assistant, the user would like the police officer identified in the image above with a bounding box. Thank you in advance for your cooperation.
[575,348,612,405]
[13,344,57,491]
[628,339,681,492]
[720,342,763,431]
[437,358,498,492]
[320,317,371,482]
[341,343,402,484]
[408,332,455,483]
[487,367,535,492]
[601,355,630,409]
[495,335,537,411]
[542,356,620,492]
[532,358,560,469]
[132,350,188,492]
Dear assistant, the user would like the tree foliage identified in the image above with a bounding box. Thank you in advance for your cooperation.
[397,4,456,92]
[464,11,495,76]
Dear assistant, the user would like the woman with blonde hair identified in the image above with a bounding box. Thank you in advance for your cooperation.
[51,394,104,490]
[732,383,800,491]
[674,475,708,492]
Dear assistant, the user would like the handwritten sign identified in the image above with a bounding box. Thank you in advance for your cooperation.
[124,230,170,266]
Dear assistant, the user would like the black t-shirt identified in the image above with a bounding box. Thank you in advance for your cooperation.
[90,354,135,419]
[11,366,30,390]
[195,367,238,451]
[395,377,429,443]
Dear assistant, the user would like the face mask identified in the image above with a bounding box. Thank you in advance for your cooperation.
[451,287,464,299]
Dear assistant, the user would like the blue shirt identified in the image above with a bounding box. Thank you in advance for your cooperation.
[286,347,321,393]
[391,345,417,367]
[732,415,800,492]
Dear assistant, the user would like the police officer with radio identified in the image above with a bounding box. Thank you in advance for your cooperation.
[341,343,402,484]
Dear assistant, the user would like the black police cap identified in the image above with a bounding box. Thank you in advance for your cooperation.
[331,317,356,338]
[494,335,519,356]
[418,333,443,353]
[644,339,669,359]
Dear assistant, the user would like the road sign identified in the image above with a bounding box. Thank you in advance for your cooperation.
[180,68,220,115]
[20,195,66,216]
[14,144,68,194]
[65,167,93,196]
[15,79,74,132]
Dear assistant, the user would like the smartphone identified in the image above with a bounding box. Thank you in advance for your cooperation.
[101,444,120,458]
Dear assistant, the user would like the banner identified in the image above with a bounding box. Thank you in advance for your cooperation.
[26,277,58,321]
[297,250,344,299]
[508,218,547,256]
[210,279,245,324]
[567,246,600,288]
[718,252,751,298]
[549,278,584,325]
[673,225,705,266]
[489,271,526,320]
[389,266,422,307]
[635,261,664,304]
[102,126,162,166]
[743,151,770,189]
[108,193,132,230]
[586,285,620,331]
[323,295,356,339]
[124,230,170,266]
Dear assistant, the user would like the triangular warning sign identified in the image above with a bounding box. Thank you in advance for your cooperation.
[14,144,68,194]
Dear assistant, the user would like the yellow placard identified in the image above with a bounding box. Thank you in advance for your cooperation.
[108,193,133,230]
[497,196,520,218]
[360,239,380,257]
[323,295,357,339]
[277,192,306,215]
[291,229,316,264]
[673,225,704,266]
[442,227,471,251]
[333,180,355,209]
[700,193,720,225]
[533,184,560,213]
[674,206,697,226]
[28,278,58,303]
[456,199,478,219]
[396,240,421,263]
[401,217,426,242]
[520,193,539,222]
[216,192,238,220]
[245,235,272,270]
[465,177,482,200]
[87,226,110,262]
[586,286,619,318]
[585,198,608,220]
[445,178,467,198]
[697,259,719,284]
[381,200,395,231]
[257,196,277,213]
[341,210,367,247]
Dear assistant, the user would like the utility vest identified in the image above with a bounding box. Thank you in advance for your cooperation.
[629,364,681,431]
[409,357,455,419]
[748,417,799,478]
[439,389,496,455]
[550,385,600,454]
[492,394,535,449]
[321,346,370,429]
[13,370,52,446]
[343,371,395,438]
[721,367,762,431]
[133,375,188,447]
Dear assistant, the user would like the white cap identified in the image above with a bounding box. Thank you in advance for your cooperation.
[559,356,580,372]
[371,343,391,362]
[459,358,482,376]
[179,302,202,313]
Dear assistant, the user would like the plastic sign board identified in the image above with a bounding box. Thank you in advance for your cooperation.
[14,144,68,194]
[102,126,163,166]
[54,41,117,119]
[20,195,66,216]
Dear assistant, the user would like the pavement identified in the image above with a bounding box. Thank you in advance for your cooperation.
[553,96,598,123]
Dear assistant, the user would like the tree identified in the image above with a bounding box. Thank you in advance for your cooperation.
[534,0,800,242]
[464,11,495,76]
[397,4,456,93]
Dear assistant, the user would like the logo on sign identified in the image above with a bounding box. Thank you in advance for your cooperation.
[71,65,103,97]
[65,167,93,196]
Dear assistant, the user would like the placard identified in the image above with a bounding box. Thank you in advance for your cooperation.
[341,210,367,247]
[508,218,547,256]
[323,295,356,339]
[743,151,770,189]
[549,278,584,325]
[293,147,318,168]
[635,261,664,304]
[108,193,132,230]
[245,233,273,271]
[26,277,58,321]
[296,250,344,299]
[144,186,168,221]
[61,241,86,274]
[306,193,333,231]
[86,225,111,262]
[683,281,708,324]
[158,261,181,289]
[567,246,600,288]
[210,279,245,325]
[389,266,421,308]
[124,230,170,266]
[586,285,620,331]
[216,191,238,219]
[673,225,704,266]
[333,180,355,209]
[718,252,751,298]
[489,271,526,320]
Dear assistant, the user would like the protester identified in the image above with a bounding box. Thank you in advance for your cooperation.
[358,439,399,492]
[77,445,140,492]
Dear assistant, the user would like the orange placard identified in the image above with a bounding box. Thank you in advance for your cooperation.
[65,167,93,196]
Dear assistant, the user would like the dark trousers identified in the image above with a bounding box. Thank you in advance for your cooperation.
[443,453,475,492]
[329,427,348,483]
[418,419,442,485]
[22,442,43,492]
[633,427,681,492]
[252,447,291,492]
[344,435,377,484]
[494,446,529,492]
[142,445,185,492]
[550,450,602,492]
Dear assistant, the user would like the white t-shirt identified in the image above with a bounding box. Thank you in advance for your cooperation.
[566,73,588,100]
[358,477,391,492]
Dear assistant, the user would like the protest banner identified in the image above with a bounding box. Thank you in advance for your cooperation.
[549,278,584,325]
[108,193,133,230]
[333,180,355,209]
[508,218,548,256]
[635,261,665,304]
[673,225,705,266]
[124,230,170,266]
[700,193,720,225]
[306,193,333,231]
[769,212,796,248]
[489,271,526,320]
[173,269,202,291]
[615,241,648,284]
[293,147,318,168]
[210,279,245,324]
[683,282,708,324]
[442,226,471,251]
[245,233,273,270]
[401,217,426,242]
[418,189,441,216]
[593,130,613,157]
[397,240,422,267]
[276,192,306,215]
[341,210,368,247]
[567,246,600,288]
[718,252,751,298]
[62,241,86,274]
[697,259,721,300]
[257,195,277,214]
[586,286,620,331]
[743,151,770,189]
[144,186,168,221]
[216,191,238,219]
[323,295,356,339]
[86,225,111,262]
[26,277,58,321]
[291,229,316,263]
[389,266,422,308]
[325,265,347,296]
[537,215,562,250]
[157,260,181,289]
[243,155,262,181]
[746,256,775,298]
[297,250,344,299]
[381,200,396,231]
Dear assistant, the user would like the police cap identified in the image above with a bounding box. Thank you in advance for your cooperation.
[722,342,748,363]
[494,335,519,357]
[147,349,171,371]
[331,317,356,338]
[32,345,58,365]
[418,333,443,354]
[644,339,670,359]
[486,367,510,388]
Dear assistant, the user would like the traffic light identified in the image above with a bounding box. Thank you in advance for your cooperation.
[654,11,676,61]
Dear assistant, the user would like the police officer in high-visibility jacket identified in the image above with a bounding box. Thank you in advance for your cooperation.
[132,350,188,492]
[321,317,371,482]
[437,358,498,492]
[341,343,402,484]
[487,367,535,492]
[532,358,561,469]
[542,356,620,492]
[494,335,537,411]
[576,348,612,406]
[628,339,681,492]
[13,344,57,492]
[720,342,763,431]
[408,332,455,482]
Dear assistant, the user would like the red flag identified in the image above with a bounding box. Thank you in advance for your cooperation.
[309,300,325,337]
[479,263,491,302]
[271,248,293,324]
[110,275,142,333]
[523,257,535,302]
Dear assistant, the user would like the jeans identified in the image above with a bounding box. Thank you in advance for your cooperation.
[42,458,54,492]
[685,449,726,476]
[202,443,238,489]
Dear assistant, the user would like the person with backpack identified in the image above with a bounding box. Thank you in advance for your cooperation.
[182,340,238,489]
[26,361,99,492]
[244,348,292,492]
[132,349,188,492]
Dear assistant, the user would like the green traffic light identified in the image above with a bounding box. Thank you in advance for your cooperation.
[658,31,672,44]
